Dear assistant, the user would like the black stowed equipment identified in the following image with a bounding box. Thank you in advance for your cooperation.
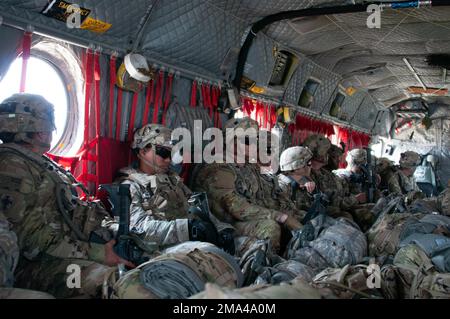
[360,147,377,203]
[187,192,235,255]
[96,184,157,267]
[302,190,330,225]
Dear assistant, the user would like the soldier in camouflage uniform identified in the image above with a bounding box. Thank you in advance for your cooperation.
[334,148,368,196]
[0,210,54,298]
[0,94,133,298]
[333,148,379,230]
[376,157,397,192]
[192,118,302,254]
[115,124,234,251]
[302,134,362,221]
[0,211,18,289]
[388,151,423,202]
[410,180,450,216]
[278,146,316,214]
[325,143,345,171]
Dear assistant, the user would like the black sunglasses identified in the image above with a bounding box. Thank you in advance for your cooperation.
[155,145,172,159]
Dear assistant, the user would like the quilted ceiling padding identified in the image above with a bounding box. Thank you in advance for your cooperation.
[1,0,450,134]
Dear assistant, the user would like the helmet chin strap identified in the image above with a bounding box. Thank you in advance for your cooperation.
[137,148,167,174]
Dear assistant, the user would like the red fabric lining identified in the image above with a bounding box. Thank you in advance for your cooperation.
[49,137,134,188]
[81,49,94,187]
[128,93,139,141]
[108,55,116,138]
[152,71,164,124]
[190,80,197,107]
[162,73,174,125]
[93,52,102,187]
[143,79,154,126]
[115,88,123,140]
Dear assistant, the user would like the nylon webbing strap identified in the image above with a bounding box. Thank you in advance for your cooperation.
[143,79,154,126]
[152,70,164,124]
[162,73,174,125]
[108,55,117,138]
[19,31,32,93]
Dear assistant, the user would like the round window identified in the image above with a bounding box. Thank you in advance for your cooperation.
[0,40,84,156]
[0,57,68,151]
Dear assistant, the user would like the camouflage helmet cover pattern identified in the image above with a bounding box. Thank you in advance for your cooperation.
[223,117,259,131]
[376,157,393,173]
[399,151,421,168]
[280,146,313,172]
[131,124,173,149]
[0,93,55,133]
[346,148,367,166]
[302,134,331,163]
[223,117,259,143]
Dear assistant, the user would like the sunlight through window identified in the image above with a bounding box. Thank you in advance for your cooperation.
[0,56,68,151]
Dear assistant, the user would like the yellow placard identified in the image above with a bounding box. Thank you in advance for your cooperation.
[80,16,112,33]
[249,85,266,94]
[345,86,357,96]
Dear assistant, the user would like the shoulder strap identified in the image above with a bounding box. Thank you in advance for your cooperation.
[0,144,89,241]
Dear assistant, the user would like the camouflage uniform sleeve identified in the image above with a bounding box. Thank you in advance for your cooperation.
[0,152,103,262]
[388,172,404,195]
[0,153,35,222]
[339,177,360,210]
[0,212,19,287]
[340,194,360,211]
[123,180,189,247]
[195,165,282,222]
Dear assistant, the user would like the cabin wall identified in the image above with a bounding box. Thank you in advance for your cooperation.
[0,25,23,81]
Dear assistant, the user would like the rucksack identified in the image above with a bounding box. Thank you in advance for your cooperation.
[366,213,422,257]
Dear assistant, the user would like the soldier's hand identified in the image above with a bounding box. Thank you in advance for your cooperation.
[277,213,302,231]
[285,216,302,231]
[188,219,219,245]
[304,181,316,194]
[104,240,135,268]
[355,192,367,204]
[218,229,236,255]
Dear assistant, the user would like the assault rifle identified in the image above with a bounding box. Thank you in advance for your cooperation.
[302,191,330,224]
[360,148,377,203]
[97,184,157,267]
[188,192,235,255]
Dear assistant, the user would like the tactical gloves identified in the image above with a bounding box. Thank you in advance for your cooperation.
[188,219,219,246]
[217,228,236,256]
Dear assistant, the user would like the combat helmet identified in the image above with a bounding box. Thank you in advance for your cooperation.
[223,117,259,143]
[302,134,331,163]
[280,146,313,172]
[131,124,173,149]
[346,148,367,167]
[399,151,421,168]
[0,93,55,144]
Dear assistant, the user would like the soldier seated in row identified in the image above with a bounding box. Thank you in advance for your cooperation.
[0,94,133,298]
[388,151,424,204]
[191,118,302,255]
[334,148,371,197]
[301,134,357,221]
[277,146,316,213]
[114,124,234,253]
